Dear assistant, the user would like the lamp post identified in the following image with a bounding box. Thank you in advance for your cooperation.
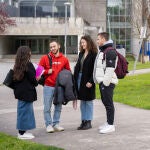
[34,0,39,18]
[107,11,111,40]
[52,0,56,18]
[64,2,71,57]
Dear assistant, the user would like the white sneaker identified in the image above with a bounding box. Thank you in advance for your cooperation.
[18,133,35,140]
[99,122,108,130]
[53,124,64,132]
[46,125,54,133]
[99,124,115,134]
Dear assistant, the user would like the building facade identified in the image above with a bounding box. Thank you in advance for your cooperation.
[1,0,148,59]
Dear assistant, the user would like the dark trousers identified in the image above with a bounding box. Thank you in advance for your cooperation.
[99,83,115,125]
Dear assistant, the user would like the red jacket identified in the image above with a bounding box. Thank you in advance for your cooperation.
[39,52,71,87]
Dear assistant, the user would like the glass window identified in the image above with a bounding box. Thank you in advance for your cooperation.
[113,6,119,15]
[120,28,126,39]
[120,16,126,22]
[19,0,70,18]
[107,0,132,52]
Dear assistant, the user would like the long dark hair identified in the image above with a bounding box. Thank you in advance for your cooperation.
[79,35,97,53]
[13,46,31,81]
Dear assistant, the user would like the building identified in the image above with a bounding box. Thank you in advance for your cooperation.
[0,0,149,59]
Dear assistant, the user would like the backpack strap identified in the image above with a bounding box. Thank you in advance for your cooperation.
[47,54,52,68]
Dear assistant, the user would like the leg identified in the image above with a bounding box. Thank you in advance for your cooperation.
[99,83,115,125]
[77,100,86,130]
[85,100,93,121]
[81,101,93,130]
[43,86,55,127]
[80,100,86,121]
[53,103,62,126]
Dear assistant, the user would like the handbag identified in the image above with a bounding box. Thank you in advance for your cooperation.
[38,54,52,86]
[3,69,14,89]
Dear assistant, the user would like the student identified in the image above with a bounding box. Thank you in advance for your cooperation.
[12,46,38,139]
[93,32,118,134]
[39,40,71,133]
[74,35,97,130]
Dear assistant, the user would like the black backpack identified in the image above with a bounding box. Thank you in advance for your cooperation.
[103,47,129,79]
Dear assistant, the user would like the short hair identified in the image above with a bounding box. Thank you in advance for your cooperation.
[97,32,109,41]
[49,40,60,45]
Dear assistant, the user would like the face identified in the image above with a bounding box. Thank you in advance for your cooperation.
[80,39,88,50]
[97,35,105,46]
[49,41,60,55]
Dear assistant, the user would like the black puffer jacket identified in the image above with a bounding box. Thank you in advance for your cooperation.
[53,69,77,105]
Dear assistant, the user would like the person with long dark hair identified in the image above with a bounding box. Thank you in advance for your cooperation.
[74,35,97,130]
[12,46,38,139]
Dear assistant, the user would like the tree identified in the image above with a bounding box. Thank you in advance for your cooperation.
[131,0,150,63]
[0,2,16,34]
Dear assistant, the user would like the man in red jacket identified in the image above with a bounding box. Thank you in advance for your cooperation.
[39,40,71,133]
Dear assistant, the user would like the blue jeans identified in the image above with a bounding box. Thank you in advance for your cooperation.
[43,86,62,127]
[80,100,93,121]
[77,73,93,121]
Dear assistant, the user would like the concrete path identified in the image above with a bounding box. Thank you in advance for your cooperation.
[0,61,150,150]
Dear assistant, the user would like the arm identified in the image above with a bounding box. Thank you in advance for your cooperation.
[88,53,97,84]
[39,55,51,75]
[27,62,38,86]
[64,58,71,71]
[103,50,117,86]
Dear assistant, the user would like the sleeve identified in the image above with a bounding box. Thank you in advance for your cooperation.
[103,50,117,86]
[89,53,97,84]
[64,58,71,71]
[27,63,38,86]
[106,50,117,68]
[39,55,49,75]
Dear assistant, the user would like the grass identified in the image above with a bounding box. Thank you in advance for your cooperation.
[126,54,150,71]
[96,73,150,110]
[0,132,64,150]
[96,55,150,109]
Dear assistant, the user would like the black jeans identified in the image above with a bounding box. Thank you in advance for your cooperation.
[99,83,115,125]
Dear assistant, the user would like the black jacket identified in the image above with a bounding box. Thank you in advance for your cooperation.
[74,51,97,101]
[12,62,38,102]
[53,69,77,105]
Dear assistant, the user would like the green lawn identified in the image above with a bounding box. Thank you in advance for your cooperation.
[0,132,64,150]
[96,73,150,110]
[126,54,150,71]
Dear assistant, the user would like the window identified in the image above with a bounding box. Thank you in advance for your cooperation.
[107,0,132,52]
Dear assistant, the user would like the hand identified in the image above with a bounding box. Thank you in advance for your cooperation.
[48,69,52,74]
[73,100,77,110]
[36,76,41,81]
[86,82,92,88]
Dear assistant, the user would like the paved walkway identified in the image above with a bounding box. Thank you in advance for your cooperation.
[0,61,150,150]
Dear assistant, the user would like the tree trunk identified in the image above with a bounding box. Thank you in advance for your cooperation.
[141,40,145,63]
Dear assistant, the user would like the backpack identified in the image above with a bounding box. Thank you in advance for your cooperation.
[103,47,129,79]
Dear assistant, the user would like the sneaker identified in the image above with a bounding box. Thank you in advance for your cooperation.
[18,133,35,140]
[53,124,64,132]
[99,122,108,130]
[99,124,115,134]
[46,125,54,133]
